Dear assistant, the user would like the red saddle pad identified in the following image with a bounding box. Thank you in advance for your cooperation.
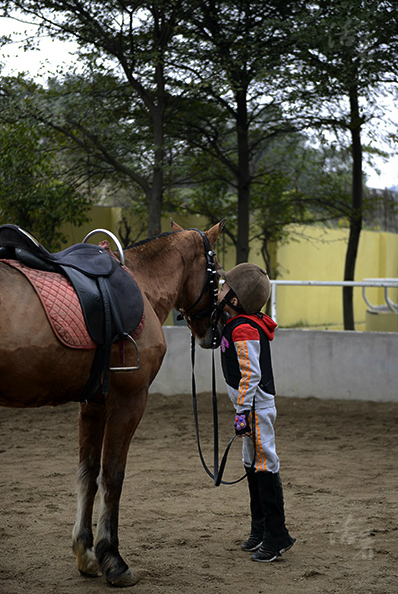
[1,259,97,350]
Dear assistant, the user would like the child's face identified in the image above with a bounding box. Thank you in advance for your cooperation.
[218,280,230,302]
[218,281,239,318]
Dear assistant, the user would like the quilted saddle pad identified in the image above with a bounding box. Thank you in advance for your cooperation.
[1,259,97,350]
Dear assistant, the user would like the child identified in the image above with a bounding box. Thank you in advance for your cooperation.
[217,263,295,562]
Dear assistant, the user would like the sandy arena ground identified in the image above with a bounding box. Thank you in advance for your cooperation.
[0,392,397,594]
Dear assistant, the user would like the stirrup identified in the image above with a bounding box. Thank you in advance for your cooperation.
[110,334,140,372]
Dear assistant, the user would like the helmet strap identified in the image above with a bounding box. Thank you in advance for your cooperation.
[211,288,243,346]
[221,288,244,313]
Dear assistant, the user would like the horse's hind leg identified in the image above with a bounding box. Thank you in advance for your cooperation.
[72,400,106,577]
[94,388,148,587]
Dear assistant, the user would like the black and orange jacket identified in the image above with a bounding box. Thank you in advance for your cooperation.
[220,313,277,412]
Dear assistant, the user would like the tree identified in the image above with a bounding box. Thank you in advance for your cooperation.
[247,135,356,278]
[0,100,91,249]
[3,0,186,236]
[4,0,397,292]
[174,0,307,263]
[169,124,355,279]
[291,0,398,329]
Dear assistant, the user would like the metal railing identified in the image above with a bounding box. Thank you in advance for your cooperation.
[270,279,398,324]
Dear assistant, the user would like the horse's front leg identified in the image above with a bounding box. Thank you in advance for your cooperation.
[72,399,106,578]
[95,389,147,587]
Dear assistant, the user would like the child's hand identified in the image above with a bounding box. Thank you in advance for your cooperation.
[234,411,251,436]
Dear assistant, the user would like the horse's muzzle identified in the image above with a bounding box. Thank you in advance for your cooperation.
[196,321,223,350]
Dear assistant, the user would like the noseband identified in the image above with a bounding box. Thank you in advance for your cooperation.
[176,228,218,323]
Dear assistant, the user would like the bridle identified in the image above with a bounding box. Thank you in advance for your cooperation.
[177,228,254,486]
[175,228,219,324]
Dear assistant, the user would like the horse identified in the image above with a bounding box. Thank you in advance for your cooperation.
[0,219,225,587]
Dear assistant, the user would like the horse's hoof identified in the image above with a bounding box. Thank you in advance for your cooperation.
[79,570,101,579]
[73,542,101,577]
[107,568,139,587]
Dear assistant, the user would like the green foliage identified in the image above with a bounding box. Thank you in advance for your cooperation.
[249,138,353,275]
[1,0,398,271]
[286,0,398,328]
[0,117,91,250]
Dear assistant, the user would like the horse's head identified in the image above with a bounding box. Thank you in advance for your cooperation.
[171,219,226,349]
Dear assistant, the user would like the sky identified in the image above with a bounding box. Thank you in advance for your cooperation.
[1,15,397,190]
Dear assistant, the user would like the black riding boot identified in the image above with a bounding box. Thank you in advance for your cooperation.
[241,466,264,552]
[251,471,295,562]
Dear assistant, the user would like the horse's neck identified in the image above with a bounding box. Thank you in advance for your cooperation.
[124,235,186,324]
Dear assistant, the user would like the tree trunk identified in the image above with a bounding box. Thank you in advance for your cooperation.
[149,133,164,236]
[343,85,363,330]
[148,59,166,237]
[235,89,250,264]
[148,177,163,237]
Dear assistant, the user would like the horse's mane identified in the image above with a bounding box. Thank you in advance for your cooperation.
[126,230,181,251]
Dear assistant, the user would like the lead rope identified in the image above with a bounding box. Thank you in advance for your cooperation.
[191,334,255,487]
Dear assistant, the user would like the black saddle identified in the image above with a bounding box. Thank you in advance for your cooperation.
[0,224,144,399]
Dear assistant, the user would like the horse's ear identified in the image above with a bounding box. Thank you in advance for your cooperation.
[170,218,184,231]
[206,219,226,246]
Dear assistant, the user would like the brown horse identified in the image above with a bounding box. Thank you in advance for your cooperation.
[0,220,224,587]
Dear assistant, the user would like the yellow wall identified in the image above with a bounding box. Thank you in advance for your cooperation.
[61,207,398,329]
[266,226,398,328]
[61,206,124,246]
[62,208,212,247]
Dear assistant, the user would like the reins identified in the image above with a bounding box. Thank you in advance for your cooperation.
[178,227,254,486]
[190,334,255,486]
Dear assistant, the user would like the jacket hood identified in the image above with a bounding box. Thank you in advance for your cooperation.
[228,312,277,341]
